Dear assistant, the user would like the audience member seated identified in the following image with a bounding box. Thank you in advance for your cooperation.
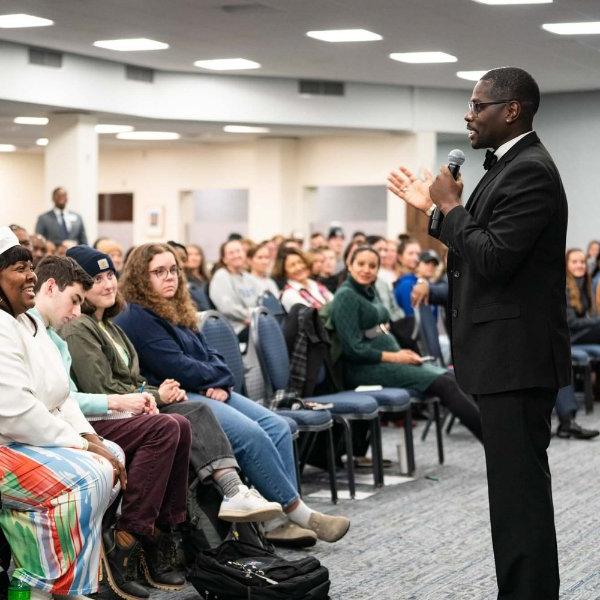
[330,246,482,441]
[566,248,600,346]
[395,250,441,318]
[316,247,340,294]
[586,240,600,274]
[30,233,47,267]
[247,241,279,296]
[0,226,118,600]
[38,253,282,597]
[307,247,325,279]
[116,243,350,546]
[555,385,599,439]
[350,230,367,245]
[327,226,346,273]
[274,248,333,312]
[95,238,125,276]
[209,239,260,342]
[184,242,212,310]
[395,237,421,279]
[309,232,327,251]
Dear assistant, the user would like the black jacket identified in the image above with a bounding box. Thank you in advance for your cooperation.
[434,132,571,394]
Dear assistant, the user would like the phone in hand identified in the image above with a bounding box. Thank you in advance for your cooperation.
[420,355,437,363]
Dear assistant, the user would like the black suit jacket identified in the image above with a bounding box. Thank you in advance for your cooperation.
[433,132,571,394]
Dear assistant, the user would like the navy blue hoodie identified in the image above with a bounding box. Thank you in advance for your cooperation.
[114,302,234,392]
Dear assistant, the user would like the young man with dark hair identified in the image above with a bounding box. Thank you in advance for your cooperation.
[390,66,570,600]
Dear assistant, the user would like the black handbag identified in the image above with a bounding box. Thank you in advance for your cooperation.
[188,538,331,600]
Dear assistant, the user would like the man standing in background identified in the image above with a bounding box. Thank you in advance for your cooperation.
[35,187,88,246]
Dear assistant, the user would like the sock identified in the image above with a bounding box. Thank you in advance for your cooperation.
[285,500,315,528]
[215,470,244,498]
[263,513,288,533]
[115,529,136,549]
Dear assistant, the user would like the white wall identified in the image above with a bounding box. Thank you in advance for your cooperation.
[0,153,44,231]
[535,91,600,248]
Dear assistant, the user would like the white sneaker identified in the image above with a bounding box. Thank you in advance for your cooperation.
[218,485,283,522]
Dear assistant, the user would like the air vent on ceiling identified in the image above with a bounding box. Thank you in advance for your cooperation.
[220,2,275,14]
[298,80,345,97]
[28,47,63,68]
[125,65,154,83]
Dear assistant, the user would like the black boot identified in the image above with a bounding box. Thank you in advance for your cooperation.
[557,418,599,440]
[101,529,149,600]
[140,528,185,590]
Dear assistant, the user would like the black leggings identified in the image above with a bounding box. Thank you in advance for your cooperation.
[424,373,483,442]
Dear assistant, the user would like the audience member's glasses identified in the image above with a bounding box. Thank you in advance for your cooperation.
[467,99,513,115]
[149,266,179,279]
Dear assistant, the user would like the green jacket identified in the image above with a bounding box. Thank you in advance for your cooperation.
[60,314,161,402]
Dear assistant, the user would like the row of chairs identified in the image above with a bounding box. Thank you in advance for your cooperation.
[198,300,452,502]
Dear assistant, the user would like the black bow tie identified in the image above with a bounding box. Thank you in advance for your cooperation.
[483,150,498,170]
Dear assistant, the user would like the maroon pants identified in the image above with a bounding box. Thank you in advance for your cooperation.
[93,413,191,536]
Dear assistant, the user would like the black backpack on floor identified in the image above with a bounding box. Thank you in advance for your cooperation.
[188,538,331,600]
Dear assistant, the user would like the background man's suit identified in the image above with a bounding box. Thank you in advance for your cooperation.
[35,209,88,246]
[433,132,571,599]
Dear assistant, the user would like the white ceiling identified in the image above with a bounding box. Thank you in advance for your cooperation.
[0,0,599,93]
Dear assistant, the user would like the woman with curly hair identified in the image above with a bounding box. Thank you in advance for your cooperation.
[115,243,350,546]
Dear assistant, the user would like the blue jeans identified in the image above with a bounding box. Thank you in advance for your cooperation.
[555,385,578,419]
[187,392,298,507]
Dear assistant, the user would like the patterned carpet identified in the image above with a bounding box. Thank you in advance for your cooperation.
[150,411,600,600]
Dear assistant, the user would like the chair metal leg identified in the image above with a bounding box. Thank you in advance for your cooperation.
[433,400,444,465]
[326,428,338,504]
[421,409,433,441]
[584,363,594,413]
[335,416,356,499]
[403,407,416,475]
[369,417,384,488]
[292,437,302,496]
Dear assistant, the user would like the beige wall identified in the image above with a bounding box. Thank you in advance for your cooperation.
[2,132,435,243]
[0,153,45,232]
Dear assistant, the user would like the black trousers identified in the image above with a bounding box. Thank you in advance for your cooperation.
[477,388,559,600]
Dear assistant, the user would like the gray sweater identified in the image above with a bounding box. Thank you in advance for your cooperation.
[209,268,260,333]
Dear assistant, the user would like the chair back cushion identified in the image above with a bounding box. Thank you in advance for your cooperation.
[200,311,245,392]
[252,308,290,392]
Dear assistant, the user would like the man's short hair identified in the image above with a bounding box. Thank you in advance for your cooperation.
[480,67,540,119]
[34,255,93,294]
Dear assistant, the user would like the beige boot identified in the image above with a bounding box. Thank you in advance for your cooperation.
[265,521,317,547]
[306,512,350,543]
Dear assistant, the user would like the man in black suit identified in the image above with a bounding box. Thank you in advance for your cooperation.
[389,67,571,600]
[35,187,88,246]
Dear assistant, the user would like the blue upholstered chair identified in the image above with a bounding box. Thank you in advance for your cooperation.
[251,306,384,499]
[258,291,287,324]
[198,310,338,503]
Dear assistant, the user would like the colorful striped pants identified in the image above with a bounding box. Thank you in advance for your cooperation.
[0,443,114,595]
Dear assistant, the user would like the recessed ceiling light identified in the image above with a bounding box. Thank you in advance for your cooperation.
[0,13,53,28]
[0,144,16,152]
[457,70,490,81]
[473,0,552,4]
[223,125,271,134]
[95,124,135,134]
[14,116,49,125]
[305,29,382,42]
[542,22,600,35]
[390,52,457,64]
[194,58,261,71]
[116,131,180,140]
[93,38,169,51]
[36,138,49,146]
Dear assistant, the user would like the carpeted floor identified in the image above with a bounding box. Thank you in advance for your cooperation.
[148,411,600,600]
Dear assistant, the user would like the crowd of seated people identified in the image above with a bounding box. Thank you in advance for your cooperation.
[3,215,600,598]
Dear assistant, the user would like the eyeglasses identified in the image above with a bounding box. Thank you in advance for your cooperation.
[149,266,179,280]
[467,99,513,115]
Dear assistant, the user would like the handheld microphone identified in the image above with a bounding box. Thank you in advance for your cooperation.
[428,149,466,238]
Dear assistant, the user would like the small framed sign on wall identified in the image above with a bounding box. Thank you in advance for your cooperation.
[147,207,164,237]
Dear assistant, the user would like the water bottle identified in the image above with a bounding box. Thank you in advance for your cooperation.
[396,436,409,475]
[7,577,30,600]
